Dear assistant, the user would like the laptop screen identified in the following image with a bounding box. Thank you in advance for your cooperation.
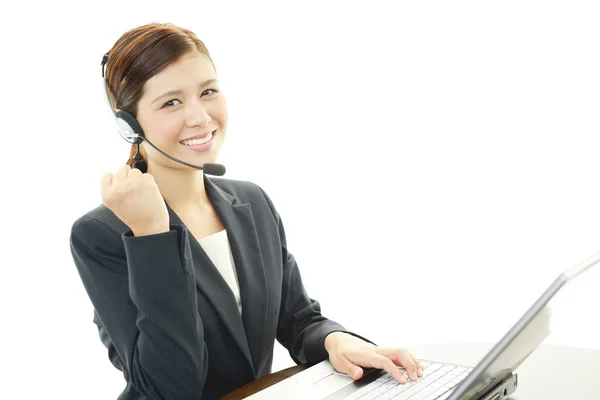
[447,275,565,399]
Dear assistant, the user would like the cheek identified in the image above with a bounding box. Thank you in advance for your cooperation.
[213,98,229,126]
[146,115,183,144]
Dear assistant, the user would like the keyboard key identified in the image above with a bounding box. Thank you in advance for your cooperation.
[339,361,473,400]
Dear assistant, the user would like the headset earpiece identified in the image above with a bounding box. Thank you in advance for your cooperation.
[116,110,144,144]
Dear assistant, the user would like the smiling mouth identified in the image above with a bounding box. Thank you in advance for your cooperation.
[180,130,215,146]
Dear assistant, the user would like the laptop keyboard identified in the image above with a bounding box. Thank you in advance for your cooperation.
[340,361,473,400]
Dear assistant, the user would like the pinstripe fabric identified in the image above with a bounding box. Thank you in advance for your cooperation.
[70,174,371,400]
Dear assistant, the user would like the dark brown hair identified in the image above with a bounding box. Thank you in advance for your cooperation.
[104,22,216,166]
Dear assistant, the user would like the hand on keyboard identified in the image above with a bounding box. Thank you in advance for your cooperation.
[341,361,473,400]
[324,332,424,384]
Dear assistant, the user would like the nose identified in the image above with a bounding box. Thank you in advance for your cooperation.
[185,98,212,127]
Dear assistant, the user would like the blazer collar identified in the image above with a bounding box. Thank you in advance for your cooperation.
[164,174,268,376]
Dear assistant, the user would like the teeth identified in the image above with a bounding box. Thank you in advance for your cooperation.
[181,132,213,146]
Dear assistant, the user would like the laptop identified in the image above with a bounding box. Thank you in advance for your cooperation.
[245,249,600,400]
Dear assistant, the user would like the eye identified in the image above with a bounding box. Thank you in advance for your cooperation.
[202,88,219,97]
[162,99,181,108]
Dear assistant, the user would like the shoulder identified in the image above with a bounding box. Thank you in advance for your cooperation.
[209,176,278,211]
[70,203,129,248]
[210,176,265,196]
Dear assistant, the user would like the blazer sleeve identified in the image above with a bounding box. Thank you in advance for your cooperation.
[257,186,376,365]
[70,216,208,400]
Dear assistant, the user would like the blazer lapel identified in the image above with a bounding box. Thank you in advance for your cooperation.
[205,177,269,373]
[164,175,269,375]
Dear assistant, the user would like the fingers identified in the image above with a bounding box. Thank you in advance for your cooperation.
[105,164,143,187]
[406,350,424,377]
[100,172,113,194]
[371,353,407,384]
[333,355,364,380]
[113,164,131,183]
[127,166,142,178]
[375,348,419,381]
[101,164,139,204]
[348,351,407,383]
[100,172,114,205]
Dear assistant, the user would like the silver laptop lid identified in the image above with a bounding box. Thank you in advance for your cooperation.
[447,249,600,400]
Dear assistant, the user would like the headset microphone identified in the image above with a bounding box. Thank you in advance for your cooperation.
[101,53,226,176]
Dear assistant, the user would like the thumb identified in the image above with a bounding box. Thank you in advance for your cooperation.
[334,355,364,380]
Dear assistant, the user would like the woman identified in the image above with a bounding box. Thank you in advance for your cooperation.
[70,22,423,400]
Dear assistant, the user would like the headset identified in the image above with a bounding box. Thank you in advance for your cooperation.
[100,53,226,176]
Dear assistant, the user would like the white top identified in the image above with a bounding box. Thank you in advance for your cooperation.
[197,229,242,315]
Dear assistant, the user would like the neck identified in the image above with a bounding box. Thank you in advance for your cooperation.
[147,164,211,211]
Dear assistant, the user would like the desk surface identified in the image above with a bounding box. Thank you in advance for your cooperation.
[223,343,600,399]
[407,342,600,399]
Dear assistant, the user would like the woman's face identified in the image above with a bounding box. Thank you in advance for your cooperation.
[135,51,228,171]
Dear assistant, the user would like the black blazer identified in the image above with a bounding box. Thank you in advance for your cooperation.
[70,174,368,400]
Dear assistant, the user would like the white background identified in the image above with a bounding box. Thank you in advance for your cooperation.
[1,1,600,398]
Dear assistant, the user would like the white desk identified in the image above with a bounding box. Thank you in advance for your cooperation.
[406,343,600,399]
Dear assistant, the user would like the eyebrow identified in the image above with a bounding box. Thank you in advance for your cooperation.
[151,78,219,105]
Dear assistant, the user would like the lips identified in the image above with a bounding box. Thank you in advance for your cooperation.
[180,129,216,142]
